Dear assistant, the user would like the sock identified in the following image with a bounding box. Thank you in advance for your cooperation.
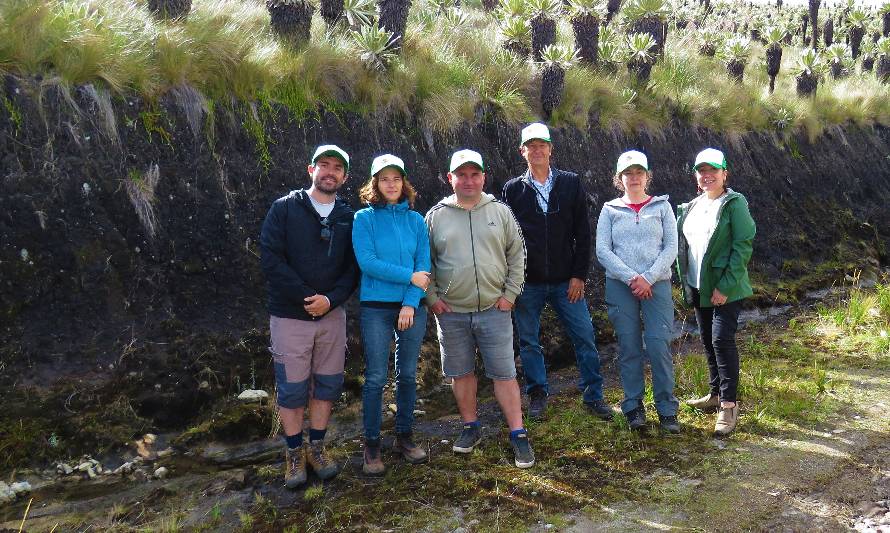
[510,428,527,441]
[309,428,327,443]
[464,420,481,429]
[284,431,303,449]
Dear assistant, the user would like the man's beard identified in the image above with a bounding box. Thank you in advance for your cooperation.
[313,174,343,194]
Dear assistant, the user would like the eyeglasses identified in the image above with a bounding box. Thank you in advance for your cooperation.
[320,219,331,241]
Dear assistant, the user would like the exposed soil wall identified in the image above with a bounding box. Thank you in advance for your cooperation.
[2,76,889,463]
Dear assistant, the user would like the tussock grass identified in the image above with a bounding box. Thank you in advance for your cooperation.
[1,0,889,135]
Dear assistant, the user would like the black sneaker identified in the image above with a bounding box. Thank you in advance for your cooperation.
[659,414,681,434]
[452,423,482,454]
[528,388,548,420]
[585,399,616,421]
[625,407,647,430]
[510,432,535,469]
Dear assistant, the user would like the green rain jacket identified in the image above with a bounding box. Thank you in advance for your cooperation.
[676,189,756,308]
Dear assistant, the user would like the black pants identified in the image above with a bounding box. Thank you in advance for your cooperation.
[691,288,742,402]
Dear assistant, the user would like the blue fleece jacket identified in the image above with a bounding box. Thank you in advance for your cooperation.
[353,200,430,308]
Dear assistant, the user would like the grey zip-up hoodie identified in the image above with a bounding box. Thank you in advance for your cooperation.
[595,194,678,285]
[425,193,526,313]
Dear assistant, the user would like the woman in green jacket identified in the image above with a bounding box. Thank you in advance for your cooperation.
[676,148,755,436]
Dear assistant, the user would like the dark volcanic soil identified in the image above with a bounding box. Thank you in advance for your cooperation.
[1,75,889,467]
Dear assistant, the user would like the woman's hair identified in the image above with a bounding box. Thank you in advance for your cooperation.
[612,168,652,192]
[358,172,417,207]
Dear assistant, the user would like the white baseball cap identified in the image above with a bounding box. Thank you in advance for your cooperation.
[694,148,727,170]
[449,149,485,172]
[521,122,551,146]
[370,154,406,177]
[616,150,649,174]
[311,144,350,170]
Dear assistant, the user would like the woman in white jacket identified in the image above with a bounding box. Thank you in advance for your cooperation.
[596,150,680,433]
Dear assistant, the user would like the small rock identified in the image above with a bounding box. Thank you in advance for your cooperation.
[387,403,398,413]
[413,410,426,416]
[237,389,269,403]
[832,429,846,434]
[20,249,29,262]
[157,447,174,458]
[76,461,93,472]
[452,528,467,533]
[113,462,134,475]
[199,381,210,390]
[545,525,554,530]
[440,440,449,444]
[710,439,727,450]
[467,519,479,527]
[56,463,73,475]
[154,467,169,479]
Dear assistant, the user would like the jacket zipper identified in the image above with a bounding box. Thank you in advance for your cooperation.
[468,209,482,312]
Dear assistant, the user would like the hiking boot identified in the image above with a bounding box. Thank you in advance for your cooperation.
[528,388,548,420]
[585,399,617,421]
[306,440,339,480]
[362,439,385,476]
[714,404,738,436]
[452,423,482,454]
[686,393,719,413]
[659,414,681,434]
[511,431,535,469]
[625,406,647,430]
[284,446,307,489]
[395,433,428,464]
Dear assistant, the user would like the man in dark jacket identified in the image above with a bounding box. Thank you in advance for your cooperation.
[502,123,612,421]
[260,144,359,488]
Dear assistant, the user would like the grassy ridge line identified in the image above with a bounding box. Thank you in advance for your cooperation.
[1,0,889,137]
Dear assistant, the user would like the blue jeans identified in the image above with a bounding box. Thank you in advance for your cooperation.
[514,281,604,404]
[360,305,427,440]
[605,278,678,416]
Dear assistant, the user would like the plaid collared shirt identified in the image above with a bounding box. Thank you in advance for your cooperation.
[524,168,554,212]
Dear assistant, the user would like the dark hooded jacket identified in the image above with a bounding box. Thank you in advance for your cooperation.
[260,189,358,320]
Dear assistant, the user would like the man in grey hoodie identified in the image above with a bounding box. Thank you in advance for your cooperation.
[425,149,534,469]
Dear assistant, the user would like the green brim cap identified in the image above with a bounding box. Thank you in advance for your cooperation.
[520,122,551,146]
[312,144,350,171]
[693,148,727,170]
[370,154,406,177]
[449,149,485,172]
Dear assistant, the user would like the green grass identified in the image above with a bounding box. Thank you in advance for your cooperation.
[1,0,888,135]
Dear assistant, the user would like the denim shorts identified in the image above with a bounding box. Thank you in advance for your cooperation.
[435,307,516,380]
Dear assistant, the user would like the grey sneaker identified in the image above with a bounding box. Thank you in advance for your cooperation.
[659,414,681,434]
[585,399,617,421]
[625,406,647,430]
[528,388,548,420]
[511,432,535,469]
[452,423,482,454]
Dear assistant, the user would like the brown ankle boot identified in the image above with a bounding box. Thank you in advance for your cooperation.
[686,393,720,413]
[284,446,307,489]
[362,440,385,476]
[306,440,339,480]
[395,433,428,464]
[714,404,739,436]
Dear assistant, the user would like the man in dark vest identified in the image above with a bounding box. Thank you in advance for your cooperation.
[502,123,613,420]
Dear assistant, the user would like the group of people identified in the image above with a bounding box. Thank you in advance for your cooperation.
[259,123,756,488]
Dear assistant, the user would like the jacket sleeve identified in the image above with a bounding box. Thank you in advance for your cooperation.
[570,176,592,281]
[424,209,442,307]
[352,211,414,284]
[594,205,639,284]
[501,207,527,303]
[259,200,316,304]
[715,198,756,295]
[402,212,430,308]
[641,202,679,284]
[324,220,359,310]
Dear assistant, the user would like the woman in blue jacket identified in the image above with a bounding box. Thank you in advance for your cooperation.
[353,154,431,475]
